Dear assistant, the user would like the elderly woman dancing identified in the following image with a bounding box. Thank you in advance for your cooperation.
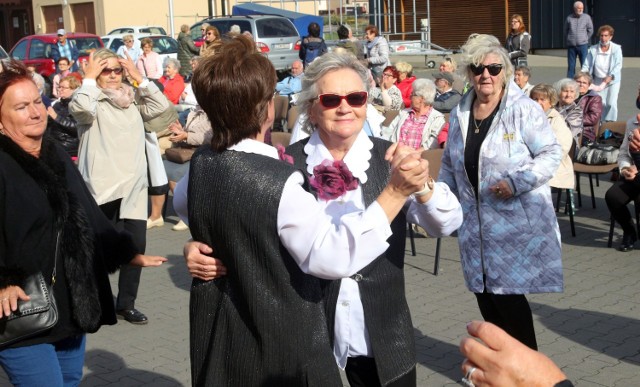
[0,60,165,386]
[180,48,463,386]
[440,34,563,350]
[382,78,446,150]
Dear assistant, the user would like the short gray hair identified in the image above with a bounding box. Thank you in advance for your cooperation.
[230,24,241,34]
[459,33,513,86]
[164,57,181,70]
[298,52,369,134]
[411,78,436,106]
[554,78,579,94]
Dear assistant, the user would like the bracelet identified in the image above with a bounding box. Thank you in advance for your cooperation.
[415,177,435,197]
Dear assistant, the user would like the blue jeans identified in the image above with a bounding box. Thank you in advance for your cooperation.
[0,335,86,387]
[567,44,588,78]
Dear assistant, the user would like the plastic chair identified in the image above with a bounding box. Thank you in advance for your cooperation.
[286,105,299,133]
[408,148,444,275]
[272,95,289,132]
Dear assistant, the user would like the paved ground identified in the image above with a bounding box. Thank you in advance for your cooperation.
[2,54,640,386]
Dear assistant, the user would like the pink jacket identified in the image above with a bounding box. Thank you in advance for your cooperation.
[136,52,163,80]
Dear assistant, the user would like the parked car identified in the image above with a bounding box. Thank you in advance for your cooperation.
[107,26,167,35]
[102,33,178,65]
[9,33,103,94]
[190,15,300,71]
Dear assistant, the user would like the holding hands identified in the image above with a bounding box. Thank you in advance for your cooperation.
[385,143,432,199]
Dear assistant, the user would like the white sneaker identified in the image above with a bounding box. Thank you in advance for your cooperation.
[172,220,189,231]
[146,216,164,229]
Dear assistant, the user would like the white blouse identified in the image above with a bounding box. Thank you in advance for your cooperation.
[173,131,462,367]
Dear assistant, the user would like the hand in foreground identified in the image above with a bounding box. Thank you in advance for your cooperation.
[621,165,638,181]
[47,106,57,119]
[129,254,167,267]
[83,51,109,80]
[629,121,640,153]
[460,321,567,387]
[0,285,30,318]
[119,51,144,85]
[184,240,227,281]
[490,180,513,200]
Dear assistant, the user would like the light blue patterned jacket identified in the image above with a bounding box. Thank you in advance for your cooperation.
[440,80,564,294]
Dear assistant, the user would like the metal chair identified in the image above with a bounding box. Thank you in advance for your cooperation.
[408,148,444,275]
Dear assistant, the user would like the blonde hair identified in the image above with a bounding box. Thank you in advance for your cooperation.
[395,61,413,77]
[459,33,512,84]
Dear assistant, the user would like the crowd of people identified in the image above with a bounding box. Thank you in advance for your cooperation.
[0,3,635,385]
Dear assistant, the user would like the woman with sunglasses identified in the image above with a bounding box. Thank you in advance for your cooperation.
[440,34,563,351]
[199,25,222,58]
[179,49,462,386]
[70,48,171,325]
[116,34,141,63]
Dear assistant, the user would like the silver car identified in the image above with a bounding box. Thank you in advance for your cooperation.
[101,33,179,65]
[191,15,300,71]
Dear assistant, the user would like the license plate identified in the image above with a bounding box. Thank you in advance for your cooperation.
[274,43,289,49]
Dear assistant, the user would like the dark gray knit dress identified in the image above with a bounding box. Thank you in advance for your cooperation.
[187,148,342,387]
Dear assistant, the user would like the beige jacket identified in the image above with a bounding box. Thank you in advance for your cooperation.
[70,79,170,220]
[547,108,575,189]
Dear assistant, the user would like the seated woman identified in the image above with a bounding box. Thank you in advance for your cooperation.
[382,78,446,150]
[177,44,463,386]
[530,84,575,198]
[395,61,415,107]
[159,58,185,105]
[47,75,81,158]
[605,115,640,252]
[439,56,465,93]
[574,71,603,145]
[555,78,584,145]
[369,65,404,112]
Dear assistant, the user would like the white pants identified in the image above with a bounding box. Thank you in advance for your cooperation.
[594,78,620,121]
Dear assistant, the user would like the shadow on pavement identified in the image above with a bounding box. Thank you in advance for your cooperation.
[413,327,465,382]
[532,303,640,365]
[83,349,183,386]
[166,254,194,292]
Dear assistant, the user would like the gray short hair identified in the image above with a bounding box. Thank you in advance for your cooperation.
[164,57,181,70]
[297,52,369,134]
[459,33,513,86]
[573,71,592,84]
[411,78,436,105]
[554,78,579,95]
[515,65,531,77]
[230,24,241,34]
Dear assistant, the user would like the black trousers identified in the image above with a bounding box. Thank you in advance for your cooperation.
[474,292,538,350]
[345,356,416,387]
[99,199,146,311]
[605,179,640,235]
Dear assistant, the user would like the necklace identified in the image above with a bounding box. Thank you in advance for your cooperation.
[473,117,485,134]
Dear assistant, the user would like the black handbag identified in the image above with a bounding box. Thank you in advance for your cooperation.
[0,233,60,348]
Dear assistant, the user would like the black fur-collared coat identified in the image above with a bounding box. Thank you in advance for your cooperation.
[0,134,138,349]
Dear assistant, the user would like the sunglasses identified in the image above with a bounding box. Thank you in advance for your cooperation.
[316,91,368,108]
[101,67,124,76]
[469,63,503,76]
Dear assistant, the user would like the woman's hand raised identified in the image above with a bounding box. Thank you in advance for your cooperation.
[83,51,108,80]
[119,51,144,85]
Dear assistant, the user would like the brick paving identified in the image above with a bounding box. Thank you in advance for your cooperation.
[2,54,640,386]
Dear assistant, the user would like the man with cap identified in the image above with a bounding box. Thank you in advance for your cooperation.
[51,29,80,72]
[433,71,462,113]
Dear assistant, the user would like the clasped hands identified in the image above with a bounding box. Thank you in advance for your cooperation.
[384,143,431,199]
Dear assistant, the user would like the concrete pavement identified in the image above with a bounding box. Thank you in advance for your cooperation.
[1,54,639,386]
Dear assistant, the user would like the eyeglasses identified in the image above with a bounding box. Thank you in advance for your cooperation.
[58,86,71,90]
[316,91,368,108]
[206,32,214,36]
[469,63,503,76]
[101,67,124,76]
[382,73,394,78]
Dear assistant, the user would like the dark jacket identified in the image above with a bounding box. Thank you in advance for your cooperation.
[177,32,199,77]
[0,135,139,349]
[434,89,463,113]
[299,37,327,66]
[47,98,79,157]
[506,31,531,66]
[336,39,363,59]
[51,41,80,72]
[577,90,603,144]
[287,137,417,387]
[187,148,341,387]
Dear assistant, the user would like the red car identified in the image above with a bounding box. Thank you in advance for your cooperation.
[9,32,103,92]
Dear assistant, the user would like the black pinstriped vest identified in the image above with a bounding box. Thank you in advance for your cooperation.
[187,147,341,387]
[287,137,416,386]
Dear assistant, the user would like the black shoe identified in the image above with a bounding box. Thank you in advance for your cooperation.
[618,233,637,252]
[116,309,148,325]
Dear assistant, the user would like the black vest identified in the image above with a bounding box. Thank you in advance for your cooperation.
[187,148,341,387]
[287,137,416,386]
